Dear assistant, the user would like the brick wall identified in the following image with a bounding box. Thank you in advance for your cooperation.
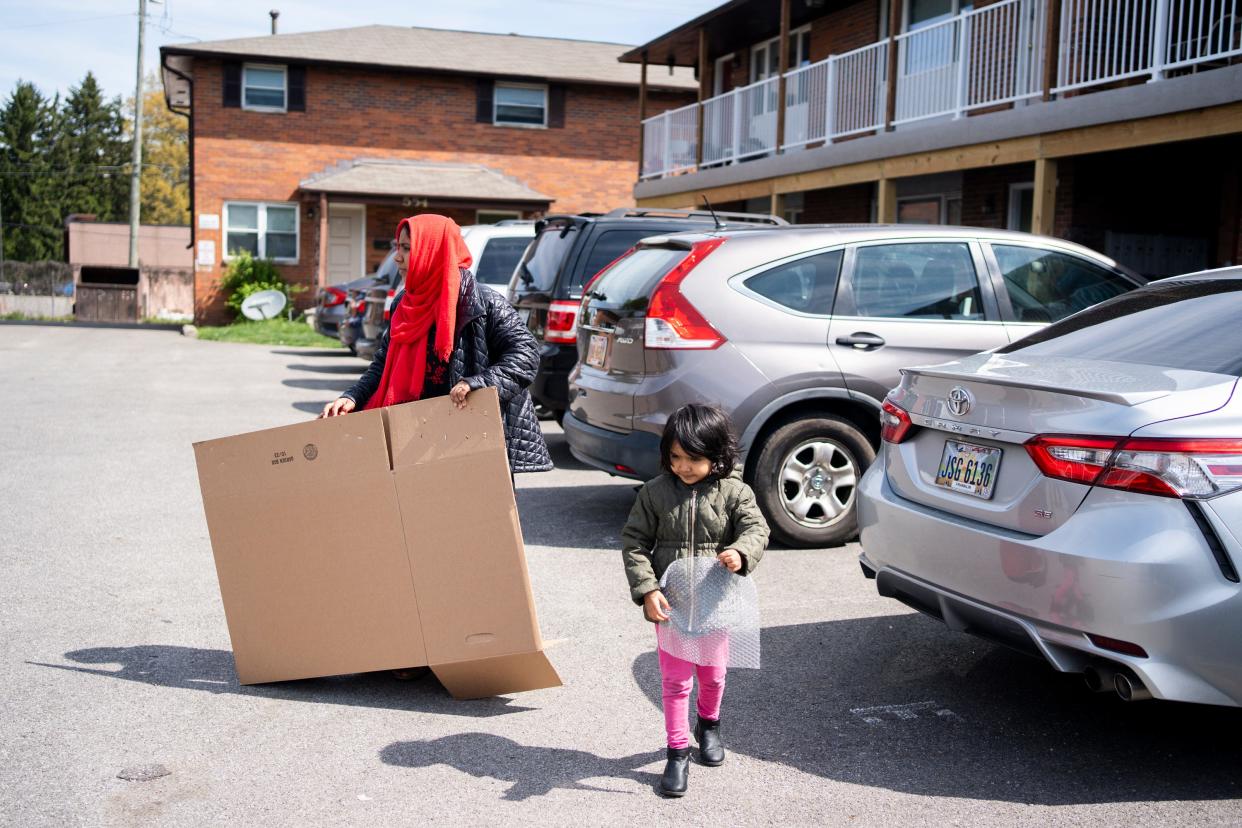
[960,163,1032,230]
[190,58,693,321]
[809,0,881,61]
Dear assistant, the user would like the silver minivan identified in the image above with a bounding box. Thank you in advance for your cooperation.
[564,225,1143,547]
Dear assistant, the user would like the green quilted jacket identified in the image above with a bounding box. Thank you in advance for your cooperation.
[621,469,770,605]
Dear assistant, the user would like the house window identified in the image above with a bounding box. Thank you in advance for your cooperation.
[243,64,287,111]
[224,202,299,262]
[476,210,523,225]
[494,83,547,127]
[749,26,811,84]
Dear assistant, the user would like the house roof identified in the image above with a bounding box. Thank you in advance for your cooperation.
[161,25,699,90]
[299,159,552,204]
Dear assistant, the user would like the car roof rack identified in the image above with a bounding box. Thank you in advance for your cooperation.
[601,207,788,226]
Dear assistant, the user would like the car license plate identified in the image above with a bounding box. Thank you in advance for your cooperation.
[934,440,1002,500]
[586,334,608,368]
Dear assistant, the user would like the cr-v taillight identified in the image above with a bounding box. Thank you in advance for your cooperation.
[644,238,726,350]
[545,300,581,344]
[880,399,915,444]
[1026,435,1242,499]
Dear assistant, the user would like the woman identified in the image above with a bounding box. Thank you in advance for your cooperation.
[320,213,552,476]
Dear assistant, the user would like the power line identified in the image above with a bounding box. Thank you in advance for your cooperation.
[0,12,136,32]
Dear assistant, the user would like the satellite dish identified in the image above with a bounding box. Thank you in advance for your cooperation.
[241,289,288,320]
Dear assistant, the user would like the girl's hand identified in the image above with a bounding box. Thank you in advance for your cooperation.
[643,589,671,623]
[449,381,472,409]
[319,397,355,418]
[718,549,743,573]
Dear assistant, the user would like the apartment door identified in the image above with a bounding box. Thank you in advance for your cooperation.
[326,204,366,284]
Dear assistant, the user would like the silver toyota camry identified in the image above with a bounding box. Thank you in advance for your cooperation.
[857,268,1242,706]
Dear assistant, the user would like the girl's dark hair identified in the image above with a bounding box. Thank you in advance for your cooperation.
[659,403,739,478]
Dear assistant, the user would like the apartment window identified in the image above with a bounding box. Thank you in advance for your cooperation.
[749,26,811,84]
[224,202,299,262]
[243,64,286,111]
[494,83,547,127]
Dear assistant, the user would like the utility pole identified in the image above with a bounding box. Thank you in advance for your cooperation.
[128,0,147,268]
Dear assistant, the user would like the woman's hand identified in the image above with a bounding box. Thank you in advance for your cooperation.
[449,381,472,410]
[717,549,743,573]
[643,589,671,623]
[319,397,355,418]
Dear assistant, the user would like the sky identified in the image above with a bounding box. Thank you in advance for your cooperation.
[0,0,721,103]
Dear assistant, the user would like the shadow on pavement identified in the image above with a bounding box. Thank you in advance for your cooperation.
[630,614,1242,805]
[291,401,332,416]
[282,377,357,392]
[540,428,594,472]
[516,483,635,549]
[30,645,532,717]
[270,349,356,358]
[286,362,367,375]
[380,734,661,800]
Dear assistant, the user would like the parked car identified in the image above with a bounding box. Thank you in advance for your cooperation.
[355,220,535,361]
[507,208,786,422]
[857,267,1242,705]
[564,224,1145,548]
[315,251,397,350]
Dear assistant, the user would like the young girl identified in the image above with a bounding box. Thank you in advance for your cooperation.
[621,403,769,797]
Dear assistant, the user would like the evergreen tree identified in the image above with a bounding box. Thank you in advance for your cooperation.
[0,81,62,261]
[59,72,129,223]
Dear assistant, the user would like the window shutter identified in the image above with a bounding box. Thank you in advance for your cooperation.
[548,84,566,128]
[287,65,306,112]
[476,79,494,123]
[223,62,241,108]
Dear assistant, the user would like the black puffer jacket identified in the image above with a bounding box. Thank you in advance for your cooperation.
[342,269,553,473]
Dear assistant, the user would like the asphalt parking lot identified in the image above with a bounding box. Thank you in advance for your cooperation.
[3,324,1242,827]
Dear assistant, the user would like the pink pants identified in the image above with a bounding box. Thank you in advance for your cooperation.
[659,647,727,749]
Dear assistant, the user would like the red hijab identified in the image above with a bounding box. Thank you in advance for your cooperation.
[363,215,473,410]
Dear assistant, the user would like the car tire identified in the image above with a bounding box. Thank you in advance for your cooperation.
[752,416,875,549]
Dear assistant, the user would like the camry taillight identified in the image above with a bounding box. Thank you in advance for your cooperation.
[880,399,915,444]
[545,300,580,344]
[1026,435,1242,499]
[323,286,346,307]
[644,238,726,350]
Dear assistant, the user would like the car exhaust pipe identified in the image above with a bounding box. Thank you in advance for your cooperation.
[1113,670,1153,702]
[1082,663,1114,693]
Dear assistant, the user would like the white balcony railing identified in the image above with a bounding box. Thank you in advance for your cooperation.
[783,41,889,149]
[1056,0,1242,92]
[700,75,782,167]
[640,102,699,180]
[895,0,1045,125]
[641,0,1241,179]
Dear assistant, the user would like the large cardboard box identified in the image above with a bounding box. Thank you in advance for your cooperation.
[192,388,561,698]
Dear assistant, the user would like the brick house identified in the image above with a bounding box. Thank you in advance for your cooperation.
[627,0,1242,276]
[159,26,696,323]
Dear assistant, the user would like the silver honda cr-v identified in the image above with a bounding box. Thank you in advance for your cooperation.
[858,269,1242,706]
[563,225,1142,547]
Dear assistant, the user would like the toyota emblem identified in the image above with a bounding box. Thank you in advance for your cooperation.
[947,386,974,417]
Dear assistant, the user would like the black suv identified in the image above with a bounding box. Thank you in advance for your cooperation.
[507,208,784,421]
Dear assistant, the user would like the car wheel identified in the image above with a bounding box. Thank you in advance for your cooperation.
[752,416,875,549]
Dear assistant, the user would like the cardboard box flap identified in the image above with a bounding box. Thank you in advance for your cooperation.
[386,388,507,470]
[194,408,391,498]
[432,650,562,700]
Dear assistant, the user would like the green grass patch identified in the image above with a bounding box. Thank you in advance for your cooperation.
[1,311,73,322]
[195,317,343,348]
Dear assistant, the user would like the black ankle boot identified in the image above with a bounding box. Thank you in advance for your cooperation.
[660,747,690,797]
[694,717,725,766]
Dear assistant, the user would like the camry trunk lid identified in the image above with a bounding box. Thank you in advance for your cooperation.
[883,352,1238,535]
